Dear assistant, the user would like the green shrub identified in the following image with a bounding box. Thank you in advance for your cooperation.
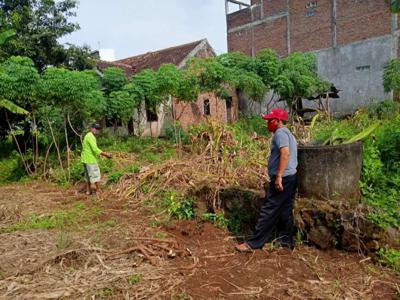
[368,100,399,119]
[0,149,27,184]
[378,248,400,274]
[165,192,195,220]
[107,171,124,183]
[165,121,189,144]
[375,116,400,171]
[203,212,228,229]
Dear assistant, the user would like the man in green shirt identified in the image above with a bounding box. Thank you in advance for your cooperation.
[81,123,112,195]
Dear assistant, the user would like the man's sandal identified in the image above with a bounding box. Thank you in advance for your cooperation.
[235,243,253,253]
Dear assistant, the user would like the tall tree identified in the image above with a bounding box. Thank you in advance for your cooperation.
[0,0,93,70]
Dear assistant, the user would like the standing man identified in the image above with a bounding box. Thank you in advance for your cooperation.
[81,123,112,195]
[235,108,298,252]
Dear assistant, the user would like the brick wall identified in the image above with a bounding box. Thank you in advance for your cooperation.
[254,17,288,56]
[227,0,393,55]
[228,29,253,55]
[227,8,252,28]
[263,0,286,17]
[336,0,391,46]
[291,0,333,52]
[174,91,239,129]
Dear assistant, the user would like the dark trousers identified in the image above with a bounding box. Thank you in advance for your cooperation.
[247,174,297,249]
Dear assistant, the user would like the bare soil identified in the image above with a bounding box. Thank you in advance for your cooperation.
[0,182,398,299]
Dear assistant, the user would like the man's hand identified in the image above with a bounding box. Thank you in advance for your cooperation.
[275,175,284,192]
[101,151,112,159]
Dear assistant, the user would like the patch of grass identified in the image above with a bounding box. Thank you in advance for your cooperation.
[0,152,27,184]
[56,231,72,249]
[202,212,228,229]
[153,231,168,239]
[2,203,103,233]
[95,287,114,298]
[378,248,400,274]
[128,273,143,285]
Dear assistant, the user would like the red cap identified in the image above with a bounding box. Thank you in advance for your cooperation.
[261,108,288,121]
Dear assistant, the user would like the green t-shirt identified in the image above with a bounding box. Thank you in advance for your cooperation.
[81,132,102,164]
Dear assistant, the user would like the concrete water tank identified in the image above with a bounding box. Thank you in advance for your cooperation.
[297,142,363,200]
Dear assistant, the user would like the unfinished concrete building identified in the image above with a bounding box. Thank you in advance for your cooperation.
[225,0,397,114]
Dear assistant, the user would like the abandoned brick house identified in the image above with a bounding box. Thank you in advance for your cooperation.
[225,0,397,115]
[98,39,239,137]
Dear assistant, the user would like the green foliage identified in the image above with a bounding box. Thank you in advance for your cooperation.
[233,114,270,137]
[41,67,105,119]
[107,90,134,123]
[277,52,330,103]
[0,56,40,109]
[165,192,195,220]
[0,99,28,115]
[368,100,400,119]
[165,121,190,144]
[383,59,400,93]
[378,248,400,274]
[2,203,103,233]
[102,67,127,95]
[0,0,82,70]
[128,274,143,285]
[0,29,15,45]
[392,0,400,13]
[0,152,26,184]
[202,212,228,229]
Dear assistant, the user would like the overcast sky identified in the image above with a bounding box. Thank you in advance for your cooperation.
[61,0,231,60]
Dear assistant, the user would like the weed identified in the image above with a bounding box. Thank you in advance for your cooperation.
[165,192,195,220]
[378,248,400,274]
[203,212,228,229]
[107,171,124,183]
[56,231,72,249]
[295,229,305,246]
[154,231,168,239]
[128,273,143,285]
[96,287,114,298]
[2,203,103,233]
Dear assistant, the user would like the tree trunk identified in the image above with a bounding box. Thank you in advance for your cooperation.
[5,112,33,175]
[47,118,66,182]
[64,115,71,181]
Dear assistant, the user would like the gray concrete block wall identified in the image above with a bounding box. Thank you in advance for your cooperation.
[315,35,393,115]
[239,35,394,116]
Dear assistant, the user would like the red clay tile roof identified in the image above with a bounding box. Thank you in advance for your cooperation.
[114,39,205,74]
[97,60,135,77]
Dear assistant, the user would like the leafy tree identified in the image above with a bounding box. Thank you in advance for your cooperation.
[276,52,330,115]
[0,0,82,70]
[62,44,97,71]
[102,67,127,95]
[41,67,105,179]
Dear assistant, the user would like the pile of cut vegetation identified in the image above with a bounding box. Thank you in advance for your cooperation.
[115,119,270,211]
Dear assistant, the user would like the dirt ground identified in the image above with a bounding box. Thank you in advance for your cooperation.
[0,182,399,299]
